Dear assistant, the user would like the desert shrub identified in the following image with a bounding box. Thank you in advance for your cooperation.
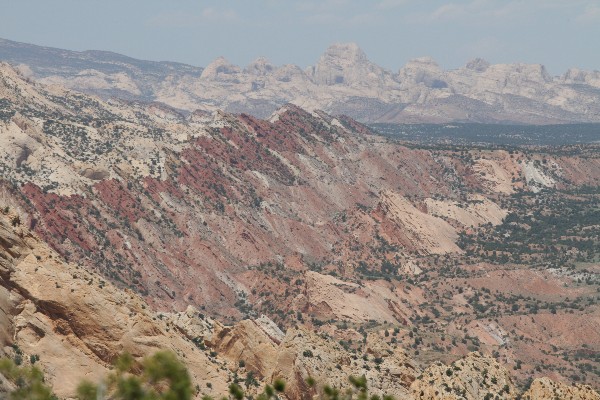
[2,351,398,400]
[0,358,57,400]
[76,351,192,400]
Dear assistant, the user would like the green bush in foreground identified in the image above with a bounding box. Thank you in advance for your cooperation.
[77,351,192,400]
[0,358,57,400]
[1,351,395,400]
[311,374,395,400]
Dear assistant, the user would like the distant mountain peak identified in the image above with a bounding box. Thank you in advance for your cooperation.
[313,42,378,86]
[200,56,240,81]
[321,42,366,61]
[2,37,600,124]
[245,57,275,76]
[465,57,490,72]
[403,57,441,70]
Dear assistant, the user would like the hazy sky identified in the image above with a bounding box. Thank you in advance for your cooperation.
[1,0,599,74]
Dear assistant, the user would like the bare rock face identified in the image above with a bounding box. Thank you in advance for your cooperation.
[522,377,600,400]
[465,58,491,73]
[365,332,420,392]
[273,64,311,84]
[208,319,281,379]
[0,213,232,399]
[411,352,517,400]
[168,309,420,399]
[561,68,600,88]
[255,315,286,344]
[376,191,461,255]
[313,43,366,83]
[302,270,407,324]
[398,57,448,89]
[312,43,391,88]
[200,57,241,82]
[165,305,222,343]
[245,57,276,77]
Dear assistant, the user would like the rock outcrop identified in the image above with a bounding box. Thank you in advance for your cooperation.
[0,212,232,398]
[522,377,600,400]
[270,328,418,400]
[376,191,462,255]
[411,352,516,399]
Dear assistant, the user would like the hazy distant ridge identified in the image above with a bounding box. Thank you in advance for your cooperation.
[1,37,600,124]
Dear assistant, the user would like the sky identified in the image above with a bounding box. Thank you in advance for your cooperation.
[1,0,599,75]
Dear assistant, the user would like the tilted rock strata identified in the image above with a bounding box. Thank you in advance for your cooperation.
[0,64,600,397]
[1,207,599,399]
[1,61,600,322]
[0,213,232,398]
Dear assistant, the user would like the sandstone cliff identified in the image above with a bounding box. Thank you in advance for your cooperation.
[0,212,232,398]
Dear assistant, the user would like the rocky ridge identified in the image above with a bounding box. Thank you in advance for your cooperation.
[2,38,600,123]
[0,212,232,398]
[1,63,600,396]
[1,213,598,399]
[4,60,598,316]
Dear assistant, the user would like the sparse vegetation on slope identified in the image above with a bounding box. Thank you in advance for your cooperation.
[1,64,599,396]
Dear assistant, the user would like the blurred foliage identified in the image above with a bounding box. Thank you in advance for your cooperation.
[2,350,396,400]
[76,351,192,400]
[0,357,57,400]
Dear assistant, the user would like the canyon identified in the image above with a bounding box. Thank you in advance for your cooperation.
[0,61,599,398]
